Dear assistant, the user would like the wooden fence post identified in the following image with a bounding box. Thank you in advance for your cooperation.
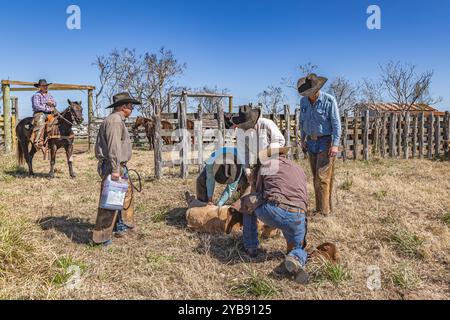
[294,108,301,160]
[412,114,418,159]
[88,89,94,151]
[284,105,292,159]
[196,104,204,172]
[154,105,163,180]
[396,114,402,159]
[217,103,225,148]
[353,113,360,160]
[363,109,370,161]
[444,111,450,160]
[229,96,233,113]
[342,111,349,161]
[389,113,396,158]
[428,112,434,160]
[2,83,12,153]
[179,95,189,179]
[373,115,380,157]
[403,112,411,159]
[381,113,387,158]
[419,112,425,159]
[435,114,441,159]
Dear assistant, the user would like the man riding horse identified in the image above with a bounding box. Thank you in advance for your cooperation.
[31,79,58,150]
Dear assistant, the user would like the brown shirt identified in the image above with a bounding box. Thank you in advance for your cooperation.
[256,157,308,211]
[95,112,132,174]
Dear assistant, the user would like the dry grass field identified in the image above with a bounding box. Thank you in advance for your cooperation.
[0,146,449,300]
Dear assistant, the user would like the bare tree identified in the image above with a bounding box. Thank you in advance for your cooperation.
[282,62,319,90]
[380,61,442,112]
[192,86,229,113]
[358,78,383,104]
[93,47,186,117]
[327,77,358,114]
[257,85,286,114]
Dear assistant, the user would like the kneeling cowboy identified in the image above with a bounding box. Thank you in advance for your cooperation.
[196,147,248,207]
[242,147,310,284]
[31,79,57,150]
[298,74,342,216]
[93,92,141,246]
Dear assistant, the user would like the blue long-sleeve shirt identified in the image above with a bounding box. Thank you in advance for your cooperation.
[205,147,245,207]
[299,91,342,147]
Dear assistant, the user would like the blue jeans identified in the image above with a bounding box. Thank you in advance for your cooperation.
[307,136,332,155]
[243,202,308,266]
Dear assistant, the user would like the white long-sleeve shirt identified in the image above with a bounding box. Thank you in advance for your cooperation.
[255,117,286,150]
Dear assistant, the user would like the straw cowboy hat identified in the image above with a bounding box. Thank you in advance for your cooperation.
[258,146,292,163]
[34,79,53,88]
[297,73,328,97]
[106,92,142,109]
[228,105,262,130]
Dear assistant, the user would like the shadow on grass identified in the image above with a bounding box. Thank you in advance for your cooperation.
[38,216,94,245]
[3,168,49,179]
[165,207,284,265]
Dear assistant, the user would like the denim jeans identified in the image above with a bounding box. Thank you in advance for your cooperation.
[243,202,308,266]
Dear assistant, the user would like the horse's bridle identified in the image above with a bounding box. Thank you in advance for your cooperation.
[58,105,82,126]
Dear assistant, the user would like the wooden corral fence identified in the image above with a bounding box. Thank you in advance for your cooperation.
[0,96,19,152]
[268,108,450,162]
[85,104,450,179]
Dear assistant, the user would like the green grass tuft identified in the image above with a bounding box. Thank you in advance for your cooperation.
[389,229,424,259]
[51,256,88,286]
[391,265,422,290]
[442,212,450,226]
[230,271,279,298]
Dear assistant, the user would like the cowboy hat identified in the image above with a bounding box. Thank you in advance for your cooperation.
[229,105,261,130]
[107,92,142,109]
[34,79,53,88]
[213,162,242,185]
[258,146,292,163]
[297,73,328,97]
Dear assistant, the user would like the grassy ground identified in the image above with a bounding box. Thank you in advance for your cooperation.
[0,146,449,300]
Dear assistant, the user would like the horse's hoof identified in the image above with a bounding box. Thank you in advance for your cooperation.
[49,173,55,179]
[70,174,77,179]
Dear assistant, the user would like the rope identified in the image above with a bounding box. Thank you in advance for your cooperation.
[122,166,142,211]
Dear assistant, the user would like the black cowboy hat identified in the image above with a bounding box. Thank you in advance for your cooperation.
[227,105,261,130]
[213,164,242,185]
[34,79,53,88]
[107,92,142,109]
[297,73,328,97]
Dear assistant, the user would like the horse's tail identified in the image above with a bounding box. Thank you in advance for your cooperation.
[17,136,24,166]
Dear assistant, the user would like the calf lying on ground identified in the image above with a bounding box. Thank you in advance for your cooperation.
[185,192,279,238]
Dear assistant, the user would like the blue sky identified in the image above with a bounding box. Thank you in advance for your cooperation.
[1,0,449,117]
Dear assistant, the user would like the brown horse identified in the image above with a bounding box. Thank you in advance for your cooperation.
[16,100,84,178]
[132,116,175,149]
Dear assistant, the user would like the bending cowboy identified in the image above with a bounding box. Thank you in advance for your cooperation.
[226,105,286,151]
[196,147,248,207]
[241,147,310,284]
[31,79,57,149]
[298,74,342,216]
[93,92,141,246]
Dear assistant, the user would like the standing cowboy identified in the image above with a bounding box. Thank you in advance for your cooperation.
[93,92,141,246]
[31,79,57,149]
[298,74,342,216]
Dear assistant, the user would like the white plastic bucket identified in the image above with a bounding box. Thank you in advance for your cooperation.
[99,175,129,211]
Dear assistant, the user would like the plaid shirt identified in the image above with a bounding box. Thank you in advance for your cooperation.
[31,91,56,113]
